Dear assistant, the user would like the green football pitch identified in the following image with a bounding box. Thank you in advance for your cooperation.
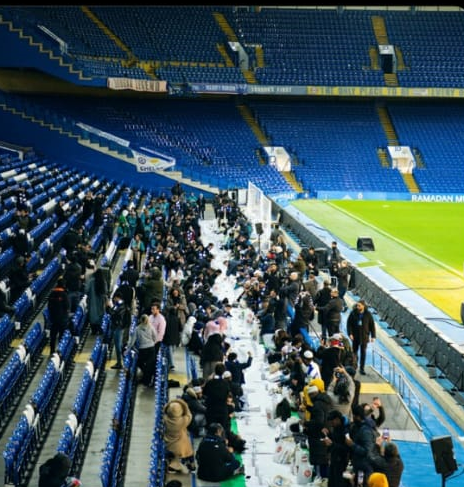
[290,199,464,322]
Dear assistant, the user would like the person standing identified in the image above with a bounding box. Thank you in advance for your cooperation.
[345,404,378,486]
[129,233,145,272]
[290,288,315,338]
[200,332,225,380]
[346,300,376,375]
[63,254,83,313]
[328,241,341,267]
[102,206,115,252]
[314,280,332,344]
[336,259,351,310]
[127,314,157,387]
[55,199,69,226]
[302,383,333,485]
[107,290,129,370]
[148,301,166,364]
[197,192,206,219]
[318,288,344,338]
[323,409,351,487]
[86,267,109,335]
[47,278,70,354]
[163,303,182,371]
[202,362,230,429]
[81,190,95,223]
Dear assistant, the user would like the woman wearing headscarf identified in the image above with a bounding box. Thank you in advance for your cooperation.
[163,398,195,474]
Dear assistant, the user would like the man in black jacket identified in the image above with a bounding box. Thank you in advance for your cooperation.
[318,287,344,338]
[196,423,244,482]
[47,278,70,354]
[107,290,129,369]
[346,300,376,375]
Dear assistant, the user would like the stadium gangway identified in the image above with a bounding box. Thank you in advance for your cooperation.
[100,348,139,487]
[57,338,107,474]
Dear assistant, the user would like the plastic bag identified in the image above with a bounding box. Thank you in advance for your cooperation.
[273,437,296,464]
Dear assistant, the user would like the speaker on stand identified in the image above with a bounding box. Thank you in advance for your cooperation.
[430,436,458,487]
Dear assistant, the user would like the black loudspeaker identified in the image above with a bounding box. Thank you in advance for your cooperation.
[255,223,263,235]
[356,236,375,251]
[460,302,464,325]
[431,436,458,476]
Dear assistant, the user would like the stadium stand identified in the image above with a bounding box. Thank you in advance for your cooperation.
[0,6,463,487]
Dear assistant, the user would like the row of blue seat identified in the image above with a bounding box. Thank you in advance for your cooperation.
[3,330,77,486]
[0,322,45,431]
[100,321,139,487]
[148,345,169,487]
[57,337,108,470]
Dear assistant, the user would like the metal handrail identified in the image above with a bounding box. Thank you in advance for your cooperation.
[370,344,423,429]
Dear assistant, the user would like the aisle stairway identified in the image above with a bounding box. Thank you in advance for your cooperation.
[213,11,257,83]
[82,6,155,79]
[377,106,399,146]
[371,15,399,86]
[376,106,421,192]
[401,172,420,193]
[282,171,303,193]
[255,45,265,68]
[237,104,269,146]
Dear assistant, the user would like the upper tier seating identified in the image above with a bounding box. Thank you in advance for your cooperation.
[1,6,463,88]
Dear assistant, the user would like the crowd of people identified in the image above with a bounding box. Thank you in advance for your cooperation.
[4,179,403,487]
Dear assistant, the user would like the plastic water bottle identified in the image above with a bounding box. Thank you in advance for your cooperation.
[357,470,364,487]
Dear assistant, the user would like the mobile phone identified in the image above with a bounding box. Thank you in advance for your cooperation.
[382,428,390,439]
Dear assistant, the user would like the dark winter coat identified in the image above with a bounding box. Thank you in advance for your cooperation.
[163,306,182,347]
[346,307,376,345]
[224,355,252,385]
[303,391,333,465]
[202,376,231,428]
[200,333,224,366]
[349,419,378,478]
[196,433,241,482]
